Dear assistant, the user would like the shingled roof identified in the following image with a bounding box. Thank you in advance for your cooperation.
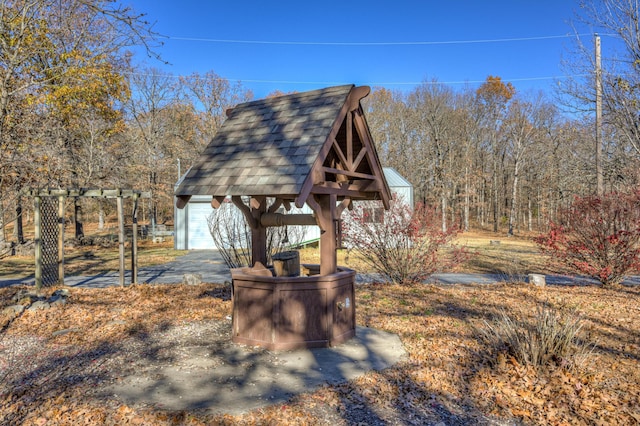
[175,84,390,210]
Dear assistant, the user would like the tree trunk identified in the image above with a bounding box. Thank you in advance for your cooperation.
[527,196,533,232]
[98,200,105,230]
[492,165,499,233]
[16,196,24,244]
[441,192,447,233]
[537,188,542,230]
[463,167,470,232]
[74,197,84,239]
[0,195,5,245]
[151,199,157,228]
[508,158,520,236]
[480,179,486,227]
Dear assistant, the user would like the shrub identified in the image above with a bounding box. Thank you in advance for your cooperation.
[535,190,640,287]
[479,304,590,370]
[207,199,305,268]
[342,196,469,284]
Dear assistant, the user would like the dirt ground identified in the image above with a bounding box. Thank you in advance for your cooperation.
[1,280,639,425]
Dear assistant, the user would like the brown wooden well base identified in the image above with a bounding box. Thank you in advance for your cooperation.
[230,265,356,351]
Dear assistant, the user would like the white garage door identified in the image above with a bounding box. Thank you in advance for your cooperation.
[187,202,215,249]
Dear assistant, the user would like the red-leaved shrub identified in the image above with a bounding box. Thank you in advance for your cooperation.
[342,196,469,284]
[534,191,640,287]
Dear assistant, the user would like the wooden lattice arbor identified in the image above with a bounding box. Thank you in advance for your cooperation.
[27,189,150,290]
[175,85,391,274]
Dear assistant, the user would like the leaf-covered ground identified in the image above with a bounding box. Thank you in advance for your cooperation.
[1,281,639,425]
[0,239,184,278]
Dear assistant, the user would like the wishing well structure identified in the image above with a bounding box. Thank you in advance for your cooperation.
[175,85,391,350]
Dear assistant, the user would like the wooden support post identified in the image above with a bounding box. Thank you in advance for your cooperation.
[251,197,267,266]
[131,194,139,285]
[34,196,42,292]
[58,195,65,286]
[318,194,337,276]
[211,196,226,209]
[231,196,258,228]
[346,111,353,167]
[117,196,125,287]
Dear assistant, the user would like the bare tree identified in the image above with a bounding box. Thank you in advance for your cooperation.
[363,88,417,185]
[126,69,183,224]
[126,69,253,224]
[409,80,458,232]
[475,76,516,232]
[179,71,253,145]
[503,94,547,235]
[454,88,483,231]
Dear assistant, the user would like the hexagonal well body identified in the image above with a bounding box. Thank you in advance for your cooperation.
[230,265,355,350]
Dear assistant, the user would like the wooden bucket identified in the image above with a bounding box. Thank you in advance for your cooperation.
[272,250,300,277]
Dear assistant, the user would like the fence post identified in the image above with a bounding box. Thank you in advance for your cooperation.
[34,196,42,291]
[131,193,139,285]
[58,195,65,285]
[117,195,125,287]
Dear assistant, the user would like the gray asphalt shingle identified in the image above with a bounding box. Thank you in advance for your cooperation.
[175,84,354,198]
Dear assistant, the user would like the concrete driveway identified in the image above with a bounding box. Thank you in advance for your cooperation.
[0,250,232,288]
[2,250,639,288]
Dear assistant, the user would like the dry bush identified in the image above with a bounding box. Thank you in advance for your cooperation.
[497,257,527,284]
[206,199,305,268]
[342,197,470,284]
[478,304,592,370]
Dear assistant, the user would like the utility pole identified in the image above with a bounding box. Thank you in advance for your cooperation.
[595,33,604,195]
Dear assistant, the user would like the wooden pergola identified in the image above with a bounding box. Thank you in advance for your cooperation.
[26,188,150,289]
[175,85,391,275]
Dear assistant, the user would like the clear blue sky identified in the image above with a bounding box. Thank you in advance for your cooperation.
[129,0,590,99]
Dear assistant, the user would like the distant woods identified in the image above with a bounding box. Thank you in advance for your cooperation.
[364,78,605,235]
[2,0,640,245]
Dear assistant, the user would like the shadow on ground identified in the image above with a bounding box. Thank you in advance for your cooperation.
[103,326,406,416]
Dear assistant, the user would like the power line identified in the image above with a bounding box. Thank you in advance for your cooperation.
[132,31,611,87]
[130,30,601,87]
[234,75,589,86]
[125,71,589,86]
[161,33,593,46]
